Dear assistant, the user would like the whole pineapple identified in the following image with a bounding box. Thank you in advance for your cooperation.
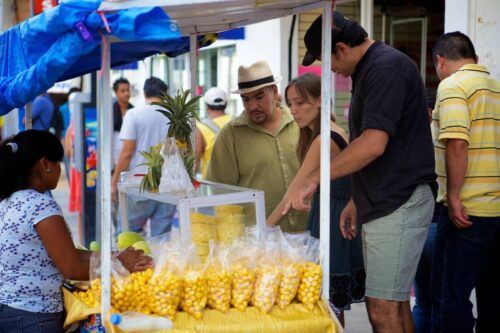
[153,89,201,180]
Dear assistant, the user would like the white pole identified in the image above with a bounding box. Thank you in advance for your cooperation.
[97,35,112,324]
[421,17,428,83]
[189,34,197,95]
[189,34,198,173]
[382,13,386,42]
[25,103,32,130]
[320,0,332,300]
[360,0,374,38]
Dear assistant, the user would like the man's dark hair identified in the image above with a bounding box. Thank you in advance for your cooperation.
[432,31,477,64]
[143,77,168,98]
[206,104,226,111]
[113,78,130,92]
[335,20,368,48]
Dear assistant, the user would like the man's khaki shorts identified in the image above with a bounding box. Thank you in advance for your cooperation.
[362,184,434,301]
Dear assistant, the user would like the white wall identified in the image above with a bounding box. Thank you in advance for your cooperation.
[445,0,500,79]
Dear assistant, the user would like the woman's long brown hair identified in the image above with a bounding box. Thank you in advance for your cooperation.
[285,73,335,163]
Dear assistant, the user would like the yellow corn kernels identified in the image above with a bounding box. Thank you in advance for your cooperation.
[206,266,232,312]
[297,262,322,310]
[252,265,281,314]
[181,269,207,318]
[230,262,255,311]
[73,289,99,308]
[148,270,183,319]
[111,269,153,314]
[277,262,302,309]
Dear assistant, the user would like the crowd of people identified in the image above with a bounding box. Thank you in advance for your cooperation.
[0,9,498,333]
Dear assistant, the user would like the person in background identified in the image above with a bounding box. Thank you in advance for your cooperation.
[0,130,151,332]
[111,78,133,230]
[290,11,436,332]
[111,77,176,236]
[59,87,81,183]
[27,93,54,131]
[430,31,500,333]
[206,60,308,232]
[112,78,134,170]
[194,87,232,178]
[411,89,442,333]
[268,73,365,326]
[64,121,84,244]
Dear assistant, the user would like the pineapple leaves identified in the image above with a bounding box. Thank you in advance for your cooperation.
[144,89,201,189]
[138,146,163,192]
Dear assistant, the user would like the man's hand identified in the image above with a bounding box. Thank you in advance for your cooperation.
[282,172,319,213]
[447,196,472,228]
[117,247,153,272]
[340,198,357,240]
[111,184,118,203]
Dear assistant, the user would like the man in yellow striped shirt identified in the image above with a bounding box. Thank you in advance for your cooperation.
[431,31,500,333]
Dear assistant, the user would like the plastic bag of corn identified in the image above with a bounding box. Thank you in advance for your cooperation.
[251,228,282,314]
[148,240,185,319]
[276,232,309,309]
[297,237,322,310]
[205,240,232,312]
[228,238,256,311]
[86,251,154,313]
[181,245,208,318]
[110,269,154,314]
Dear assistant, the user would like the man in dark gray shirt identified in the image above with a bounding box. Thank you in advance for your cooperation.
[288,12,436,332]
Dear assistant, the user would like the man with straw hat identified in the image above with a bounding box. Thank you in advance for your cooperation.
[206,60,308,232]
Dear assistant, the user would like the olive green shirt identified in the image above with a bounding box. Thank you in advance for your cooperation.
[206,107,308,232]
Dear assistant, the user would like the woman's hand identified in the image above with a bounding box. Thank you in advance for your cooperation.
[117,247,153,272]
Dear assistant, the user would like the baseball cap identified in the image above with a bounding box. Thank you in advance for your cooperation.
[302,11,349,66]
[203,87,228,106]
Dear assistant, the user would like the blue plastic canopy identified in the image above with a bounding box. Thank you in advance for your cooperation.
[0,0,186,115]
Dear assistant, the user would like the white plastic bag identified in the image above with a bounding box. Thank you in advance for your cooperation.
[158,137,194,195]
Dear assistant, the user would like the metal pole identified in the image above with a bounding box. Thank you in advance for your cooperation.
[255,191,267,231]
[25,103,32,130]
[381,13,386,42]
[421,17,428,83]
[320,0,332,300]
[97,35,112,324]
[189,34,198,173]
[360,0,373,38]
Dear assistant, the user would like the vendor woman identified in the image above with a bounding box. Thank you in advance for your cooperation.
[0,130,152,332]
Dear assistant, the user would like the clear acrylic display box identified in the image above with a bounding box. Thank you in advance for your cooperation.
[117,177,266,246]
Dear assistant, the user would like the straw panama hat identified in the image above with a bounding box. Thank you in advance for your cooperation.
[232,60,282,94]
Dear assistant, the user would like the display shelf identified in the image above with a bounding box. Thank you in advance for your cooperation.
[118,178,266,245]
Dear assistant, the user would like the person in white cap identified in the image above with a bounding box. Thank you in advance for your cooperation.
[206,60,308,232]
[195,87,232,179]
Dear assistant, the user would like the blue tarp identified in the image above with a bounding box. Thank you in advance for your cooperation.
[0,0,183,115]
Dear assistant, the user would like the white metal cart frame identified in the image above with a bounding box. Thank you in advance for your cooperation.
[118,180,267,246]
[96,0,339,326]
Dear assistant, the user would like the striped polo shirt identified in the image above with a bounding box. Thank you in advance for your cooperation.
[431,64,500,217]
